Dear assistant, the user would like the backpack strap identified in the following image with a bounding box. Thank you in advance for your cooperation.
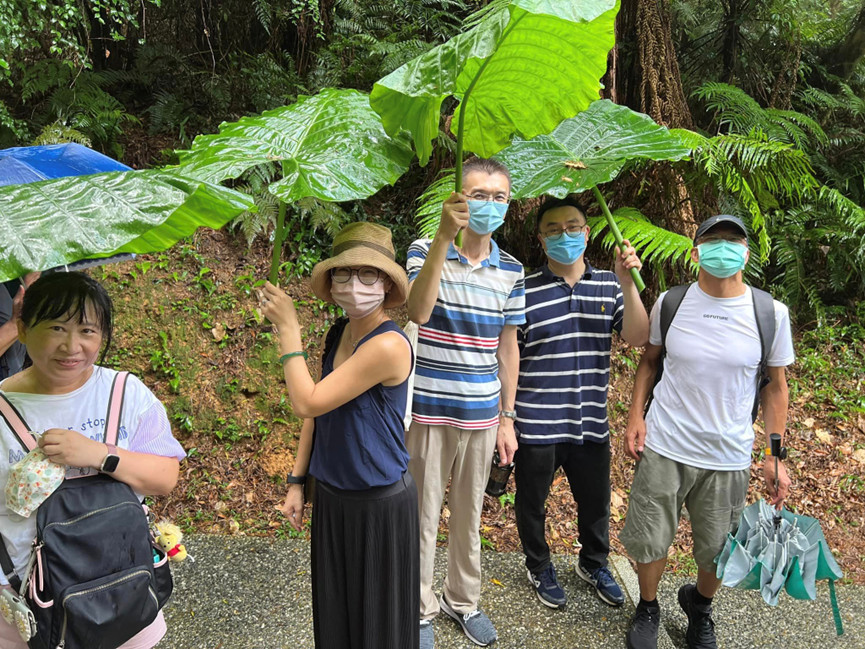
[0,395,32,591]
[103,371,130,446]
[0,392,37,453]
[0,536,21,592]
[750,287,777,422]
[644,283,693,416]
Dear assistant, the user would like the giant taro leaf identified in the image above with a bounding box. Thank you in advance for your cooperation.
[0,169,253,282]
[177,88,414,203]
[370,0,619,165]
[499,100,692,199]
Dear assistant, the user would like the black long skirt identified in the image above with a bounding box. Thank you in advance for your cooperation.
[311,472,420,649]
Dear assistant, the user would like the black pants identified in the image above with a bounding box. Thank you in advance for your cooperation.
[514,440,611,574]
[311,473,420,649]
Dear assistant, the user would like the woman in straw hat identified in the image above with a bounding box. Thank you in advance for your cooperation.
[260,222,418,649]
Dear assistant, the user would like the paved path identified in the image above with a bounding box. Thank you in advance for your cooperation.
[155,535,863,649]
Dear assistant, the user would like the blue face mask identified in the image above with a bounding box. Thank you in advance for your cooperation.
[697,240,748,278]
[467,200,508,235]
[544,231,586,265]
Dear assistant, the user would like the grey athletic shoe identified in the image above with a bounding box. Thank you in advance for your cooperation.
[419,619,434,649]
[440,595,497,646]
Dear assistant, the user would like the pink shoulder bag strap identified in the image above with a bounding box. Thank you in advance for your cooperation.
[0,371,130,453]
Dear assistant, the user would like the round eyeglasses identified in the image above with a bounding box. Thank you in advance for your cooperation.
[331,267,383,285]
[465,192,510,204]
[542,224,587,241]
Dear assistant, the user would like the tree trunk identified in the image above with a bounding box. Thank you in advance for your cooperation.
[602,0,697,251]
[607,0,694,130]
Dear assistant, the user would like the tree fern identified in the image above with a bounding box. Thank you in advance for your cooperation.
[694,82,828,150]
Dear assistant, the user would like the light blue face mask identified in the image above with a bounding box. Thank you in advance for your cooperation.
[697,240,748,278]
[467,200,509,235]
[544,231,586,265]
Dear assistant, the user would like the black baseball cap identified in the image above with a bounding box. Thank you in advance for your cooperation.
[693,214,749,244]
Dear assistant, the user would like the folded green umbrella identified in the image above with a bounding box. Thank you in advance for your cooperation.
[715,499,844,635]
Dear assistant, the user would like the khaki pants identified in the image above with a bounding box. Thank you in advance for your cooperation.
[407,422,497,619]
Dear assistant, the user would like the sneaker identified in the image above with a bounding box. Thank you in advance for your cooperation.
[440,595,497,646]
[677,584,718,649]
[626,601,660,649]
[419,619,434,649]
[527,565,567,609]
[575,563,625,606]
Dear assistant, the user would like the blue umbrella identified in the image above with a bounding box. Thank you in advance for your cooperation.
[0,143,131,186]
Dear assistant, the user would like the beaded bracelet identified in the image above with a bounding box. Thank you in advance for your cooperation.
[279,351,308,363]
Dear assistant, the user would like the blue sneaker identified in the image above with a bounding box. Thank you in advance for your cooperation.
[575,563,625,607]
[527,564,567,609]
[419,619,435,649]
[440,595,497,646]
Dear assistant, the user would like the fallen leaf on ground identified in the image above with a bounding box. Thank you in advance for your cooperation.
[211,323,226,341]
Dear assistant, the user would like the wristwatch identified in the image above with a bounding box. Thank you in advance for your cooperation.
[764,445,788,460]
[100,444,120,474]
[286,473,306,485]
[499,410,517,420]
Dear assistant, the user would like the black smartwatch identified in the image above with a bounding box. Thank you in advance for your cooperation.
[100,444,120,474]
[286,473,306,485]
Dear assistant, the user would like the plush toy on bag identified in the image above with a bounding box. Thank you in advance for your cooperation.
[154,520,194,563]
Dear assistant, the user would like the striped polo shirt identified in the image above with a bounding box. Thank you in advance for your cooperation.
[516,263,623,444]
[406,238,526,429]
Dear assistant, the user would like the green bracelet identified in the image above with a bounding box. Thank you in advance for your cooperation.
[279,351,308,363]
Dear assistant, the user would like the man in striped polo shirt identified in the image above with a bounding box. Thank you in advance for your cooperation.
[515,196,648,610]
[406,157,525,649]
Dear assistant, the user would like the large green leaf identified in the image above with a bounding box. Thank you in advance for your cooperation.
[370,0,618,165]
[499,100,692,199]
[177,88,414,203]
[0,169,253,282]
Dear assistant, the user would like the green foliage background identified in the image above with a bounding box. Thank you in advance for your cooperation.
[1,0,864,321]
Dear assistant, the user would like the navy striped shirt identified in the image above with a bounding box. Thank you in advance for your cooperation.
[516,263,623,444]
[407,239,526,429]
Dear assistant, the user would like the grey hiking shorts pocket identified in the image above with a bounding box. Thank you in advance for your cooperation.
[620,447,749,572]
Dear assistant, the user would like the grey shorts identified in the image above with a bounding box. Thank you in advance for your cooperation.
[620,447,749,572]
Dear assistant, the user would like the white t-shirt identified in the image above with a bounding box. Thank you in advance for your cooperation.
[0,367,185,585]
[645,284,795,471]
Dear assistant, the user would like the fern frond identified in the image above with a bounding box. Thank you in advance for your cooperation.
[32,121,92,147]
[415,169,455,239]
[296,197,351,238]
[587,207,695,272]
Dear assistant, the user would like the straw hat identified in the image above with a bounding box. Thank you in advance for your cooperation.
[310,222,408,308]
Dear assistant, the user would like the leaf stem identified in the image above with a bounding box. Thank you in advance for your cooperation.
[452,9,525,248]
[592,186,646,293]
[269,162,289,284]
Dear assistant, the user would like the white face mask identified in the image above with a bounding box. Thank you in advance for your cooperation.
[330,276,386,318]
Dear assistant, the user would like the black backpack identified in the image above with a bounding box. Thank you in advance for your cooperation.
[0,371,173,649]
[645,283,776,422]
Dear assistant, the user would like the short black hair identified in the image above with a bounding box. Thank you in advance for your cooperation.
[21,272,114,364]
[463,157,511,189]
[536,196,590,229]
